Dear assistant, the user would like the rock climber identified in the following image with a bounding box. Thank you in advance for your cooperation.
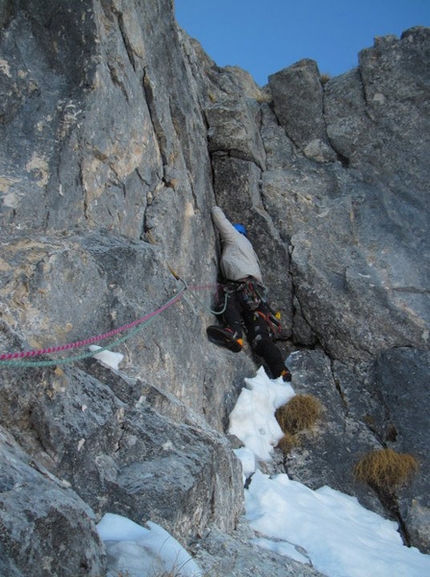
[207,206,292,382]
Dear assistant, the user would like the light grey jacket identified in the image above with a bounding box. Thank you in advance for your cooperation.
[211,206,263,284]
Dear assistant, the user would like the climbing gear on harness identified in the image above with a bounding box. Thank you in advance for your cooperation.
[239,278,263,310]
[223,277,267,311]
[254,309,282,337]
[224,278,282,334]
[206,326,243,353]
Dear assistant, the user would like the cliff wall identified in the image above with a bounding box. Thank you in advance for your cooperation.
[0,1,429,575]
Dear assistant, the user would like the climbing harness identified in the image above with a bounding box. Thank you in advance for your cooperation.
[224,277,268,311]
[221,277,282,335]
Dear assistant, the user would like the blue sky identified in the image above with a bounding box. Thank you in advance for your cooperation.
[175,0,430,85]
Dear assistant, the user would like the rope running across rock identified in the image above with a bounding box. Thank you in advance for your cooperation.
[0,282,223,368]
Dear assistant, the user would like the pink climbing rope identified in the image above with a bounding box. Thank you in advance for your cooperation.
[0,291,184,361]
[0,283,218,362]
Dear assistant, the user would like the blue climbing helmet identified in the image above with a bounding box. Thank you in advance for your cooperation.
[233,223,247,236]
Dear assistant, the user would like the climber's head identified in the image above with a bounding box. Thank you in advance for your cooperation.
[233,223,247,236]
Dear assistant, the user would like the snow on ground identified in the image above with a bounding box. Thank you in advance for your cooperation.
[231,366,430,577]
[89,345,124,370]
[95,361,430,577]
[229,366,295,462]
[97,513,203,577]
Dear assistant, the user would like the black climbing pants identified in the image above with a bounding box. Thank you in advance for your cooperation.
[221,286,286,379]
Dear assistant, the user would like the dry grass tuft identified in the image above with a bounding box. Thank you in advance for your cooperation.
[275,394,322,435]
[353,448,419,492]
[276,432,298,454]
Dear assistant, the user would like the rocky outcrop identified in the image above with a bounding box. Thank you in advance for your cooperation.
[265,29,430,361]
[0,426,105,577]
[375,348,430,552]
[0,0,429,574]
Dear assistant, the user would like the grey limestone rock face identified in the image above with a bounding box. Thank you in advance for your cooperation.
[0,0,429,573]
[0,426,106,577]
[190,522,326,577]
[269,58,337,162]
[260,30,430,363]
[374,348,430,553]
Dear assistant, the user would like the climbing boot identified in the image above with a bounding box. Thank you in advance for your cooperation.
[206,326,243,353]
[281,368,292,382]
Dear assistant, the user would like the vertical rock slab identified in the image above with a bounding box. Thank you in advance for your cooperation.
[269,59,337,162]
[375,348,430,553]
